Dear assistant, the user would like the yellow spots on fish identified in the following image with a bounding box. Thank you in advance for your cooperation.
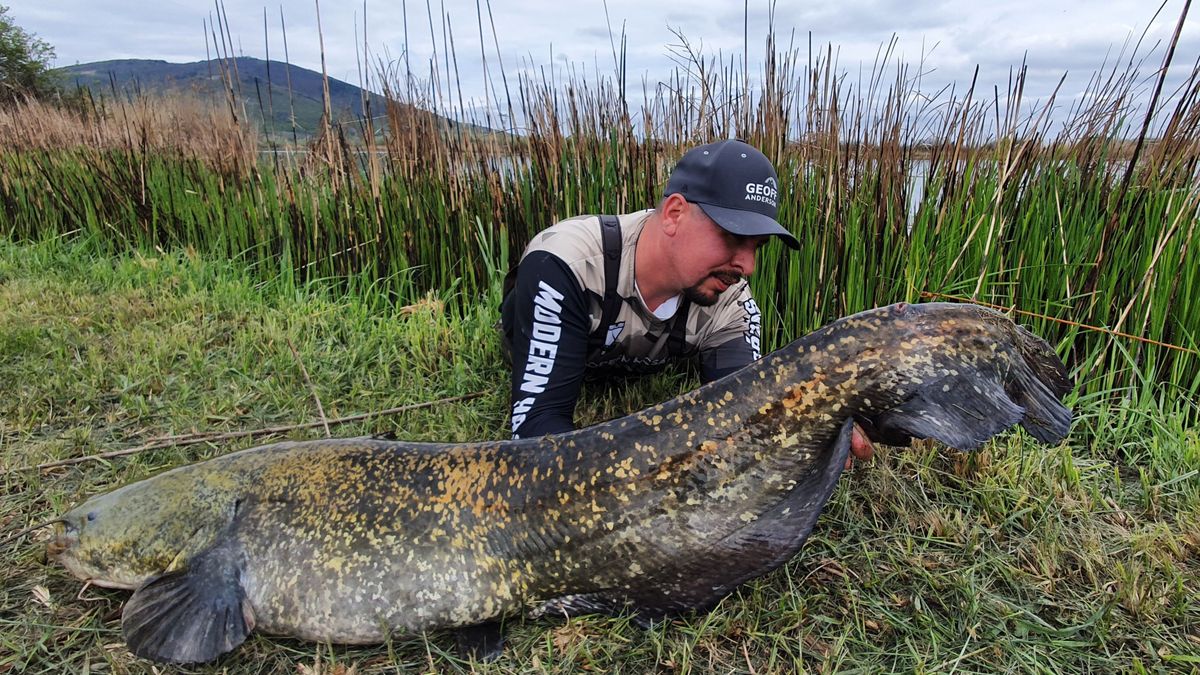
[772,427,800,449]
[781,376,829,414]
[722,391,734,403]
[739,512,758,523]
[758,402,774,415]
[611,456,637,480]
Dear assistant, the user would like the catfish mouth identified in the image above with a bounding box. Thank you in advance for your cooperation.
[46,521,140,590]
[47,524,92,582]
[46,521,76,559]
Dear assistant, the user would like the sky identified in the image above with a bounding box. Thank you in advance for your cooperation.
[7,0,1198,132]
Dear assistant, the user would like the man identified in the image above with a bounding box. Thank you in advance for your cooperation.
[501,139,872,463]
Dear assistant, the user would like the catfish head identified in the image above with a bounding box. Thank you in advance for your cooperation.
[50,465,246,589]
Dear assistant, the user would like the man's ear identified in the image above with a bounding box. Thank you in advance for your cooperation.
[660,194,688,236]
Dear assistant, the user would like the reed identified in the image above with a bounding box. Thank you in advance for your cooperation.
[0,18,1197,420]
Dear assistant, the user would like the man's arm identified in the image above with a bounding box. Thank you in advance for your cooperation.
[502,251,592,439]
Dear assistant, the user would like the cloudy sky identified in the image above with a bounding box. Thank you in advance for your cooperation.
[8,0,1197,130]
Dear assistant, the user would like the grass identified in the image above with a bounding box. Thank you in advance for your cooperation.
[2,236,1197,673]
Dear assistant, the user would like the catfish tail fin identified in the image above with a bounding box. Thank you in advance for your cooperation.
[1009,322,1073,444]
[869,317,1073,451]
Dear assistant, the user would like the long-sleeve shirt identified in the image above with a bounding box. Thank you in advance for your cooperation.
[500,210,765,439]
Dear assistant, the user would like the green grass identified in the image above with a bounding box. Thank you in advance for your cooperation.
[2,236,1197,673]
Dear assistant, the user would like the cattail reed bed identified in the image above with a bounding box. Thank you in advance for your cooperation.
[2,34,1198,424]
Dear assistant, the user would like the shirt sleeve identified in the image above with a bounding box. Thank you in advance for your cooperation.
[698,282,763,383]
[502,250,592,439]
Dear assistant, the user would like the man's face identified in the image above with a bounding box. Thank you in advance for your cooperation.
[676,204,768,307]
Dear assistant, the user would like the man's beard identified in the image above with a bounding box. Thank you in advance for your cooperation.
[683,273,740,307]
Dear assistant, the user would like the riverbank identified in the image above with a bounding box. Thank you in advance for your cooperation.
[2,236,1196,673]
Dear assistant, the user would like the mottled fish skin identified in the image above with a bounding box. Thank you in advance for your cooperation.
[50,302,1073,660]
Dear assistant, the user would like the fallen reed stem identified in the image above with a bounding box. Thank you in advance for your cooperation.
[919,291,1199,355]
[287,337,331,437]
[30,391,488,472]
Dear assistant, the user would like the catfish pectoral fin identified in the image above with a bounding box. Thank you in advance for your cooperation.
[532,591,631,621]
[452,621,505,661]
[121,543,253,664]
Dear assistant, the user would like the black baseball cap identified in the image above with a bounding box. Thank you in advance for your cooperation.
[664,139,800,250]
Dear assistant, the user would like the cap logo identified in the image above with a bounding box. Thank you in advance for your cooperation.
[744,176,778,208]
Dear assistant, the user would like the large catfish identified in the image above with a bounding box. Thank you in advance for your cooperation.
[49,302,1073,664]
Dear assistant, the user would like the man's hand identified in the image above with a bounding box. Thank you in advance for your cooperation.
[845,423,875,470]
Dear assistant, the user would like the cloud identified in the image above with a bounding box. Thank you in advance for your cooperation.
[9,0,1192,125]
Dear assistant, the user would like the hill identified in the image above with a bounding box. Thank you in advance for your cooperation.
[54,57,396,141]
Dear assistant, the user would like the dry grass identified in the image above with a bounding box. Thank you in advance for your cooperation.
[0,94,257,175]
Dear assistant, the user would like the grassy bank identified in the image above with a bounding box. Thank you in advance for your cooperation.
[2,237,1197,673]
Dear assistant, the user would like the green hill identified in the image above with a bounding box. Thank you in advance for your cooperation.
[53,57,397,141]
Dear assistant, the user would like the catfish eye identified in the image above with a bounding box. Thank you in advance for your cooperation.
[86,511,97,522]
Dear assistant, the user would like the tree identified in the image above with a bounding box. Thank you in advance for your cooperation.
[0,4,55,101]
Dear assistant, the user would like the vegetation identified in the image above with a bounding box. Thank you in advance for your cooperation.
[0,5,55,102]
[1,30,1197,416]
[0,8,1197,673]
[0,237,1196,673]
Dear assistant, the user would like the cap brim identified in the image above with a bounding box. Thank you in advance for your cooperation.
[696,202,801,250]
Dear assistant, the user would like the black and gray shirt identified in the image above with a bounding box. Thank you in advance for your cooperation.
[501,210,765,438]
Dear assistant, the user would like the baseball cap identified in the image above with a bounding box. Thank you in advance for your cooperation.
[664,139,800,250]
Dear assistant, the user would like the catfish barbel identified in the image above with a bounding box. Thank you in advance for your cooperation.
[49,302,1073,664]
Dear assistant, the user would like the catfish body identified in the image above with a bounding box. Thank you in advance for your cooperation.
[50,302,1073,663]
